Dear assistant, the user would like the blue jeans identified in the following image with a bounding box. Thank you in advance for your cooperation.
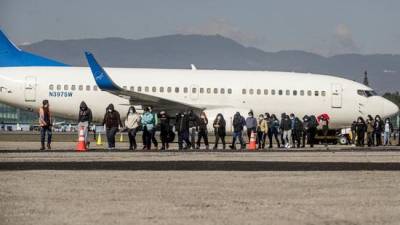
[40,126,52,145]
[232,131,245,148]
[384,131,391,145]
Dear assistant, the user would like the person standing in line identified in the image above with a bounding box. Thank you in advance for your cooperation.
[264,113,272,148]
[124,106,141,150]
[269,114,280,148]
[355,117,366,147]
[39,99,53,150]
[230,112,246,150]
[318,114,330,147]
[141,107,156,150]
[301,115,310,148]
[383,118,394,146]
[280,114,292,148]
[366,115,374,147]
[256,114,268,149]
[77,101,93,148]
[213,113,226,150]
[293,117,303,148]
[188,109,198,149]
[148,106,159,149]
[196,111,209,150]
[308,115,318,148]
[374,115,384,146]
[245,110,257,142]
[176,111,191,150]
[289,113,296,145]
[350,120,357,146]
[102,104,122,150]
[159,111,170,150]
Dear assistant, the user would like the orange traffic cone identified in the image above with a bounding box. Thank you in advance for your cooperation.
[247,131,257,151]
[76,126,87,151]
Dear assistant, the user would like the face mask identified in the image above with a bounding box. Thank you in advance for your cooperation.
[217,116,221,120]
[108,109,112,113]
[201,115,205,119]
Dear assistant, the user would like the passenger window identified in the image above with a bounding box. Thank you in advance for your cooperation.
[264,89,268,95]
[192,88,197,93]
[145,87,149,92]
[214,88,218,94]
[123,86,127,90]
[86,85,91,91]
[64,85,69,90]
[242,89,246,95]
[207,88,211,94]
[152,87,156,92]
[307,90,312,96]
[184,87,188,93]
[249,89,254,95]
[321,91,326,96]
[200,88,204,94]
[93,86,98,91]
[175,87,179,93]
[159,87,164,93]
[79,85,83,91]
[300,90,304,96]
[57,85,61,90]
[71,85,76,91]
[271,89,276,95]
[137,86,142,92]
[167,87,171,93]
[130,86,134,91]
[314,91,319,96]
[49,84,54,90]
[286,90,290,95]
[220,88,225,94]
[293,90,297,96]
[228,88,232,94]
[278,90,283,95]
[256,89,261,95]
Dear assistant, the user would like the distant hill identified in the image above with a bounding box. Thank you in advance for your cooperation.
[21,34,400,92]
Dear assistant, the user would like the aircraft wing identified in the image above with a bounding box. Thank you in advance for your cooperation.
[84,52,203,113]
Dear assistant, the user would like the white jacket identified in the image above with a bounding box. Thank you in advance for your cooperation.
[125,113,141,129]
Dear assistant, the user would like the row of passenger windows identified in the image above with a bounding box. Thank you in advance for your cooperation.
[242,89,326,97]
[49,84,326,97]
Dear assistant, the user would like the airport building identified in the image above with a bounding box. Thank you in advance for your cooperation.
[0,103,37,124]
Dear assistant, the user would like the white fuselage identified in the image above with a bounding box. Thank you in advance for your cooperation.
[0,66,398,131]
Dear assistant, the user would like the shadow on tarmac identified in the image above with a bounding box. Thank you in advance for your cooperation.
[1,161,400,171]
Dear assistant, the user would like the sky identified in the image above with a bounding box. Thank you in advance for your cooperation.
[1,0,399,56]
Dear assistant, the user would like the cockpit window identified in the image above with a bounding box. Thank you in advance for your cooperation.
[358,90,377,97]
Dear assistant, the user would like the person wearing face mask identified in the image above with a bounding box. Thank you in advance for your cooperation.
[280,114,292,148]
[269,114,280,148]
[77,101,93,149]
[374,115,384,146]
[124,106,141,150]
[159,111,170,150]
[196,111,209,150]
[230,112,246,150]
[366,115,374,147]
[355,117,366,147]
[147,106,159,150]
[39,99,53,150]
[213,113,226,150]
[102,104,122,150]
[245,110,257,143]
[256,114,268,149]
[141,107,156,150]
[175,111,191,150]
[383,118,394,146]
[301,115,310,148]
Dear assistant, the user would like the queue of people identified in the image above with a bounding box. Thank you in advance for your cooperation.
[37,99,399,150]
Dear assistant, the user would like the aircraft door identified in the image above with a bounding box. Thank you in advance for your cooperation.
[331,83,342,108]
[24,76,37,102]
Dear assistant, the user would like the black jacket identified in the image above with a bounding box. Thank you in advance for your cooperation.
[175,113,190,133]
[102,104,122,128]
[374,120,384,132]
[232,113,245,132]
[159,113,170,132]
[197,117,208,131]
[213,117,226,136]
[78,102,92,123]
[280,117,292,131]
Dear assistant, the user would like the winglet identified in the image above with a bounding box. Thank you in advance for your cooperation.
[84,51,121,91]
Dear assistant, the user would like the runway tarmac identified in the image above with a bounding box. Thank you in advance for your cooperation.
[1,142,400,225]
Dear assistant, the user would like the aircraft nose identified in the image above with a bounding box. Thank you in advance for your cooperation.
[383,100,399,118]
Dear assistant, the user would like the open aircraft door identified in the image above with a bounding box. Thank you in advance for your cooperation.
[24,76,37,102]
[331,83,342,108]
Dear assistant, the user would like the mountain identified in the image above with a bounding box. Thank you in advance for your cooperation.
[21,34,400,93]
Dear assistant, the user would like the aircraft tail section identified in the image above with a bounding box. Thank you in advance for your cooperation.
[0,29,69,67]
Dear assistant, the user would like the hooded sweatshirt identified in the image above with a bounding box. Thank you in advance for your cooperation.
[78,101,93,123]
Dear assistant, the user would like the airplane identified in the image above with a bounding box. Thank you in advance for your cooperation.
[0,30,398,135]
